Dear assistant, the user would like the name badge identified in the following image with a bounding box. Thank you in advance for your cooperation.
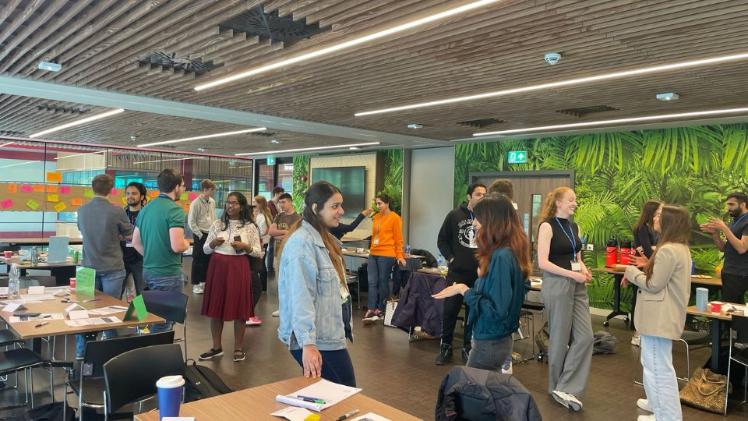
[571,261,582,272]
[372,237,380,246]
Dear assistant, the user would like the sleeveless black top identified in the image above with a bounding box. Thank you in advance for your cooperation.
[545,217,582,270]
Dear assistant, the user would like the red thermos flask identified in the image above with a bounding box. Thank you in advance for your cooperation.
[619,240,632,265]
[605,239,618,267]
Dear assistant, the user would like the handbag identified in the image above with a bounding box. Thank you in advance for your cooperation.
[384,299,398,327]
[679,367,727,414]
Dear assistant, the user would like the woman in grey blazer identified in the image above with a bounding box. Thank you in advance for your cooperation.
[624,205,692,421]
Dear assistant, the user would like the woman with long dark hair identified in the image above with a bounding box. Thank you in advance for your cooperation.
[432,195,531,370]
[245,195,274,326]
[199,192,263,362]
[629,200,663,346]
[537,187,593,411]
[625,206,691,421]
[277,181,355,386]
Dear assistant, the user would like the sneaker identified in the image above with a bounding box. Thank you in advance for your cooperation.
[192,284,204,294]
[363,310,376,320]
[435,344,453,365]
[233,350,246,362]
[631,333,641,347]
[551,390,583,411]
[246,317,263,326]
[501,357,513,374]
[272,310,280,317]
[199,348,223,360]
[636,398,652,413]
[637,415,655,421]
[373,309,383,318]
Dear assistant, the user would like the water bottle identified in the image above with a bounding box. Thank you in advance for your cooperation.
[8,263,20,298]
[405,244,412,256]
[30,247,38,266]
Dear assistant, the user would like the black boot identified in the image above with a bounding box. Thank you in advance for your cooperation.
[435,344,453,365]
[461,346,471,363]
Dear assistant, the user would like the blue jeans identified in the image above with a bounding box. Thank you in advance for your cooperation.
[367,256,396,311]
[143,272,184,333]
[75,269,127,358]
[290,348,356,387]
[641,335,682,420]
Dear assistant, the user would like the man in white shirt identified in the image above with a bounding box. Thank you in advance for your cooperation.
[188,179,217,294]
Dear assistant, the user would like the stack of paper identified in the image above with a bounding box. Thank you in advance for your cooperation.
[275,379,362,412]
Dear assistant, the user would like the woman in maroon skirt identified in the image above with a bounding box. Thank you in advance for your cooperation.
[199,192,263,362]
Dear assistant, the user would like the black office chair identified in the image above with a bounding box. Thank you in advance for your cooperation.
[0,336,62,408]
[141,290,189,360]
[70,331,175,421]
[725,314,748,414]
[103,343,185,420]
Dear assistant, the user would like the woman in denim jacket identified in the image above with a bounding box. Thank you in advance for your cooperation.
[277,181,355,386]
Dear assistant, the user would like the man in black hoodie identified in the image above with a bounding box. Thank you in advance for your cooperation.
[435,182,487,365]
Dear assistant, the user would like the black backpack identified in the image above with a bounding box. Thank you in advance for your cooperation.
[184,359,232,402]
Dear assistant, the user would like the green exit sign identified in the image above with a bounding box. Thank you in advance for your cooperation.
[266,155,276,165]
[507,150,527,164]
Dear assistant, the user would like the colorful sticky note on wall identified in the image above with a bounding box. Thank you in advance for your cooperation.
[148,191,159,198]
[7,184,17,194]
[71,198,83,206]
[33,185,45,193]
[21,184,33,193]
[121,197,127,205]
[47,194,60,203]
[46,171,62,183]
[188,192,198,201]
[0,199,12,209]
[53,202,67,212]
[179,192,188,201]
[26,199,40,210]
[60,186,71,194]
[46,185,58,193]
[83,189,94,199]
[111,188,118,196]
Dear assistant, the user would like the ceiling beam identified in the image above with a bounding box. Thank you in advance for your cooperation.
[0,75,441,148]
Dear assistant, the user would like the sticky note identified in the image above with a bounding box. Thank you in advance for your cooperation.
[60,186,71,194]
[179,192,188,201]
[121,197,127,205]
[46,185,58,193]
[188,192,198,201]
[33,185,45,192]
[7,184,17,194]
[71,198,83,206]
[83,190,94,198]
[148,191,159,198]
[46,171,62,183]
[54,202,66,212]
[26,199,40,210]
[0,199,12,209]
[47,194,59,202]
[110,188,118,196]
[21,184,33,193]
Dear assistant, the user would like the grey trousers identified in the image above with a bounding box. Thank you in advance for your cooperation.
[466,335,513,371]
[541,272,594,397]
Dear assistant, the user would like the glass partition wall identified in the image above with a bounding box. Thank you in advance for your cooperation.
[0,138,253,240]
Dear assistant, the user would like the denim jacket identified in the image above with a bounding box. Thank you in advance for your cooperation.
[278,221,350,351]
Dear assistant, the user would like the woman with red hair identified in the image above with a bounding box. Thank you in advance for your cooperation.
[432,194,531,370]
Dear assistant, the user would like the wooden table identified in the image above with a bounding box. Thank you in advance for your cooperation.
[1,256,79,286]
[0,289,164,340]
[686,304,741,371]
[135,377,422,421]
[691,275,722,288]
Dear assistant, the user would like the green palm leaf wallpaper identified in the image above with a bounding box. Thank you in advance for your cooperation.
[454,123,748,309]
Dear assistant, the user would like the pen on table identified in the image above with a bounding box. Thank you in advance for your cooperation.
[336,409,360,421]
[296,395,326,404]
[35,321,49,328]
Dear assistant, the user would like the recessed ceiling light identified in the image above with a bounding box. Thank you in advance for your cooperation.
[349,146,360,150]
[197,147,207,152]
[270,139,280,144]
[194,0,504,91]
[30,108,125,138]
[37,61,61,72]
[656,92,680,101]
[235,142,381,156]
[137,127,267,147]
[407,123,424,129]
[469,106,748,137]
[355,51,748,116]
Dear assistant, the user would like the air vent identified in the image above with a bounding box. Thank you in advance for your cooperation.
[249,131,276,137]
[36,104,89,115]
[0,130,23,136]
[457,118,505,128]
[137,52,219,76]
[556,105,619,118]
[219,5,329,46]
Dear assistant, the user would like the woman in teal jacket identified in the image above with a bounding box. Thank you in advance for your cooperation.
[433,194,531,370]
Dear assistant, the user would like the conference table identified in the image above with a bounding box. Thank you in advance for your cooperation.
[686,303,744,371]
[0,237,83,246]
[135,377,422,420]
[1,255,80,286]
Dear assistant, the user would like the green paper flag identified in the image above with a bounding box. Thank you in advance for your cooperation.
[124,295,148,321]
[83,189,94,199]
[75,267,96,300]
[179,192,188,201]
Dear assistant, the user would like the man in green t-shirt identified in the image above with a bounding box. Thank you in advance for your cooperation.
[133,169,190,330]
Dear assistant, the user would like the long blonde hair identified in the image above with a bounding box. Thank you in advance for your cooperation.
[253,195,273,227]
[644,205,690,285]
[540,187,574,221]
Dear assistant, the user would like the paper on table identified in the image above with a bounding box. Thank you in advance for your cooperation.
[19,294,56,301]
[271,406,314,421]
[0,287,8,295]
[65,319,92,327]
[352,413,391,421]
[275,395,323,412]
[286,378,362,411]
[3,302,24,312]
[88,307,125,316]
[27,286,46,295]
[68,310,89,320]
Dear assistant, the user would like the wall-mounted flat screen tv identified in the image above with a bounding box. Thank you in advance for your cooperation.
[311,166,366,219]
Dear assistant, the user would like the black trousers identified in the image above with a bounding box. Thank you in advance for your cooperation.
[441,271,477,348]
[191,232,210,285]
[722,272,748,303]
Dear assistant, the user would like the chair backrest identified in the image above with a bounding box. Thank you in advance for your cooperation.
[141,290,188,324]
[103,343,185,415]
[83,331,175,377]
[731,314,748,343]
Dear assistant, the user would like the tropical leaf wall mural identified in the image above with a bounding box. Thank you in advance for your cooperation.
[454,123,748,308]
[292,154,310,211]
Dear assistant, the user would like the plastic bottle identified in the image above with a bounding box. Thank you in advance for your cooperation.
[30,246,38,266]
[8,263,20,298]
[405,244,412,256]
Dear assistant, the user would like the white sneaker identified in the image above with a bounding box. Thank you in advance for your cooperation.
[551,390,583,411]
[501,358,513,374]
[272,310,280,317]
[631,334,641,346]
[636,398,652,413]
[637,415,655,421]
[192,284,204,294]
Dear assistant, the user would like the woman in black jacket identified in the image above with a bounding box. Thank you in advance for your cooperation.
[629,200,662,346]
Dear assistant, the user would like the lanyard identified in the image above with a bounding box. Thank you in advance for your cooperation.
[467,209,474,221]
[733,212,748,229]
[555,217,577,261]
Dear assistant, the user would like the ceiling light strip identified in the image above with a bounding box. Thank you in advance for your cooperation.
[137,127,267,148]
[194,0,503,91]
[470,107,748,137]
[235,142,381,156]
[0,142,14,148]
[29,108,125,138]
[356,52,748,116]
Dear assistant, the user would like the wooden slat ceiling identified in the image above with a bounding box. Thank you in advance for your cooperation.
[1,0,748,153]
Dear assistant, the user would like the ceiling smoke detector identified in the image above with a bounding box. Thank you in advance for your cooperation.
[544,52,561,65]
[656,92,680,101]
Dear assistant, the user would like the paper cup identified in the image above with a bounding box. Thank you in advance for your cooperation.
[710,301,723,314]
[156,375,185,419]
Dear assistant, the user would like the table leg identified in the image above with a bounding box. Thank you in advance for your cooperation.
[604,273,628,326]
[709,318,721,371]
[630,285,638,331]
